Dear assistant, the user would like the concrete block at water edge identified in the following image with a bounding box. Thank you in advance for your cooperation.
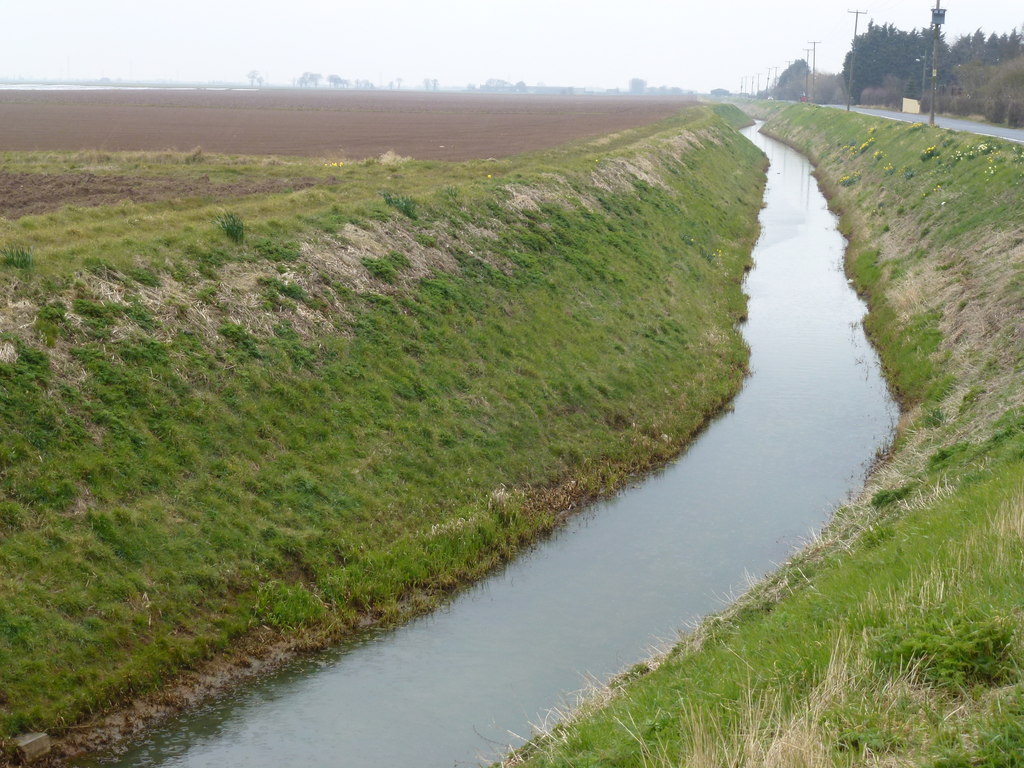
[14,732,51,763]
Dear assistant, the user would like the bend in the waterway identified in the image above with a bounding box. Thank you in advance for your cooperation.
[77,124,896,768]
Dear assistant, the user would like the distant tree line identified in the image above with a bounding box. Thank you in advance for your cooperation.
[755,60,845,104]
[480,79,529,93]
[841,22,1024,125]
[276,73,438,90]
[290,73,379,89]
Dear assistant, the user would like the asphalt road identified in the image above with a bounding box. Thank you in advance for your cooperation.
[833,105,1024,144]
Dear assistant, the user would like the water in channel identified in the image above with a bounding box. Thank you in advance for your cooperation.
[81,125,898,768]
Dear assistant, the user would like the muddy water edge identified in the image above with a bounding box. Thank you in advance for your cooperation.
[74,123,898,768]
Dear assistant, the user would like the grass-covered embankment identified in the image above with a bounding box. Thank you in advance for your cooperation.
[508,105,1024,767]
[0,105,767,755]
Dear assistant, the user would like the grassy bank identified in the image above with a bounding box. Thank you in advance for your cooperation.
[0,105,767,756]
[508,105,1024,767]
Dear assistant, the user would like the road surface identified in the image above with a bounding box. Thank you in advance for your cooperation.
[836,105,1024,144]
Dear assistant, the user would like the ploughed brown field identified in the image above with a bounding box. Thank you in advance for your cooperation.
[0,88,693,159]
[0,171,328,219]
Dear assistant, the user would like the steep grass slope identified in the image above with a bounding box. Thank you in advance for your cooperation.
[509,106,1024,767]
[0,105,767,756]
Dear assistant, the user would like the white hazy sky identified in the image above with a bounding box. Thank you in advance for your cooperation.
[3,0,1022,93]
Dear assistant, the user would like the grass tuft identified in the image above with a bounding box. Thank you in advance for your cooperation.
[214,211,245,243]
[379,189,418,219]
[1,246,33,270]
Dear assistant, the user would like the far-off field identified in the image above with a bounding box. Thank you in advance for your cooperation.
[0,89,692,158]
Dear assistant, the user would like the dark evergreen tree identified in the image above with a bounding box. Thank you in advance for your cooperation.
[776,60,810,101]
[842,21,951,103]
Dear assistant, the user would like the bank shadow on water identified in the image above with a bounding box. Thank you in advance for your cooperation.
[80,124,898,768]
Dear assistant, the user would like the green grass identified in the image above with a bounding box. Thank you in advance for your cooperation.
[0,105,768,750]
[507,105,1024,768]
[361,250,410,283]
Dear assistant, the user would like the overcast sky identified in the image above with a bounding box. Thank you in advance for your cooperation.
[3,1,1022,92]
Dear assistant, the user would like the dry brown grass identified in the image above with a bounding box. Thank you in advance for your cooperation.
[0,340,17,364]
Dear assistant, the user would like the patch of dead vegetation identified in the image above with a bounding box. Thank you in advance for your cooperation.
[591,154,671,194]
[0,341,17,364]
[0,298,35,338]
[938,228,1024,363]
[589,132,705,195]
[376,150,411,166]
[300,219,461,296]
[502,183,560,214]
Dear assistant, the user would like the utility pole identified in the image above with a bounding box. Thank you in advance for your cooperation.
[803,47,813,101]
[846,10,867,111]
[929,0,946,125]
[756,73,761,97]
[807,41,821,102]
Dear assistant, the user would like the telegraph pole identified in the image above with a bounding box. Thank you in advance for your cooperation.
[807,41,821,102]
[803,47,813,101]
[929,0,946,125]
[846,10,867,111]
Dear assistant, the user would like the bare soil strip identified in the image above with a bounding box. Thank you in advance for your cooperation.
[0,171,327,218]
